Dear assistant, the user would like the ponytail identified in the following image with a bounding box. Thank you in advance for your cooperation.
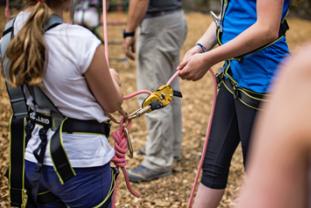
[5,1,53,87]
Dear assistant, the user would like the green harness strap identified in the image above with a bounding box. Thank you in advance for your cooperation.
[216,62,266,110]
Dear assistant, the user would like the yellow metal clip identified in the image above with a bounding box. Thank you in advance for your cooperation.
[141,85,174,111]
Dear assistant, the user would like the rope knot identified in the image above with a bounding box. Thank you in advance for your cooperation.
[111,126,128,168]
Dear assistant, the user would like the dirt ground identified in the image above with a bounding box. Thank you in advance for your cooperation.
[1,10,311,208]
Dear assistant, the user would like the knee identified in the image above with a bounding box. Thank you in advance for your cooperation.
[201,163,229,189]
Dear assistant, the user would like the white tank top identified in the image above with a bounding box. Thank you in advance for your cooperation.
[11,11,114,167]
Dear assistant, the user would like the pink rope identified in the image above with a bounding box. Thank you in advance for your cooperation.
[111,121,141,199]
[102,0,109,66]
[187,69,218,208]
[167,71,180,86]
[123,89,152,100]
[5,0,10,19]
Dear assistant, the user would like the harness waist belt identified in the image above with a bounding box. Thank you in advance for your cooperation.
[221,77,265,110]
[62,118,111,137]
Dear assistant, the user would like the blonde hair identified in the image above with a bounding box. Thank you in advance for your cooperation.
[5,1,55,87]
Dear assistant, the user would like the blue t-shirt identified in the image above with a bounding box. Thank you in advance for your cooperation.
[221,0,290,93]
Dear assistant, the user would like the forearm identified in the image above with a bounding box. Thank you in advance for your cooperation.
[196,21,217,51]
[125,0,149,32]
[204,21,279,66]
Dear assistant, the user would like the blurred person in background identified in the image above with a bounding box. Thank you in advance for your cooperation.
[123,0,187,183]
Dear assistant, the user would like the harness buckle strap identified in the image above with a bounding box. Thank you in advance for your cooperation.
[217,66,265,110]
[33,127,49,167]
[210,11,222,32]
[231,83,239,100]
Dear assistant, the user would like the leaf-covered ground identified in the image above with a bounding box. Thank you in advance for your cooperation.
[1,10,311,208]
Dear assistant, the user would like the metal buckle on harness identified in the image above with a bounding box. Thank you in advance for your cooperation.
[215,72,224,85]
[210,11,222,32]
[231,82,240,100]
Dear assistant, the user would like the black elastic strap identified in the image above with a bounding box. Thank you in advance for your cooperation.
[50,122,76,184]
[33,128,49,167]
[9,116,26,207]
[2,26,13,37]
[173,90,182,98]
[45,23,62,31]
[63,118,111,136]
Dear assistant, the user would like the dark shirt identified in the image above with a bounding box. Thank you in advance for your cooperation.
[147,0,182,14]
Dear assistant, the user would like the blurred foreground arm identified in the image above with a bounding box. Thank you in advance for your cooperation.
[236,44,311,208]
[123,0,149,60]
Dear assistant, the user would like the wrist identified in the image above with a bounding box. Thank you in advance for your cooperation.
[123,30,135,39]
[196,43,208,53]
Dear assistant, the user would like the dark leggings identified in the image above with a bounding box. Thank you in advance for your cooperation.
[201,84,259,189]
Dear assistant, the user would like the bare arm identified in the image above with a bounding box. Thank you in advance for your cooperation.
[125,0,149,33]
[85,45,123,113]
[181,21,217,62]
[178,0,285,80]
[123,0,149,60]
[236,45,311,208]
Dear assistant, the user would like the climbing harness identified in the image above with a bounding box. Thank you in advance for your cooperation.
[216,63,266,110]
[1,15,113,207]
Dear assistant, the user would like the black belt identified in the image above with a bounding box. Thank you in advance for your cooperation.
[145,8,181,18]
[63,118,111,136]
[28,112,111,137]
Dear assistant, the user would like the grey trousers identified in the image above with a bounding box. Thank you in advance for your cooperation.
[136,10,187,169]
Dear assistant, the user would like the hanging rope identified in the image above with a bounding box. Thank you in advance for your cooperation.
[102,0,109,66]
[100,1,218,207]
[111,120,140,198]
[187,70,218,208]
[5,0,11,19]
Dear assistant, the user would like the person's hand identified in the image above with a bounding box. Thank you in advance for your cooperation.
[123,36,136,60]
[177,53,212,81]
[109,68,121,86]
[181,45,202,63]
